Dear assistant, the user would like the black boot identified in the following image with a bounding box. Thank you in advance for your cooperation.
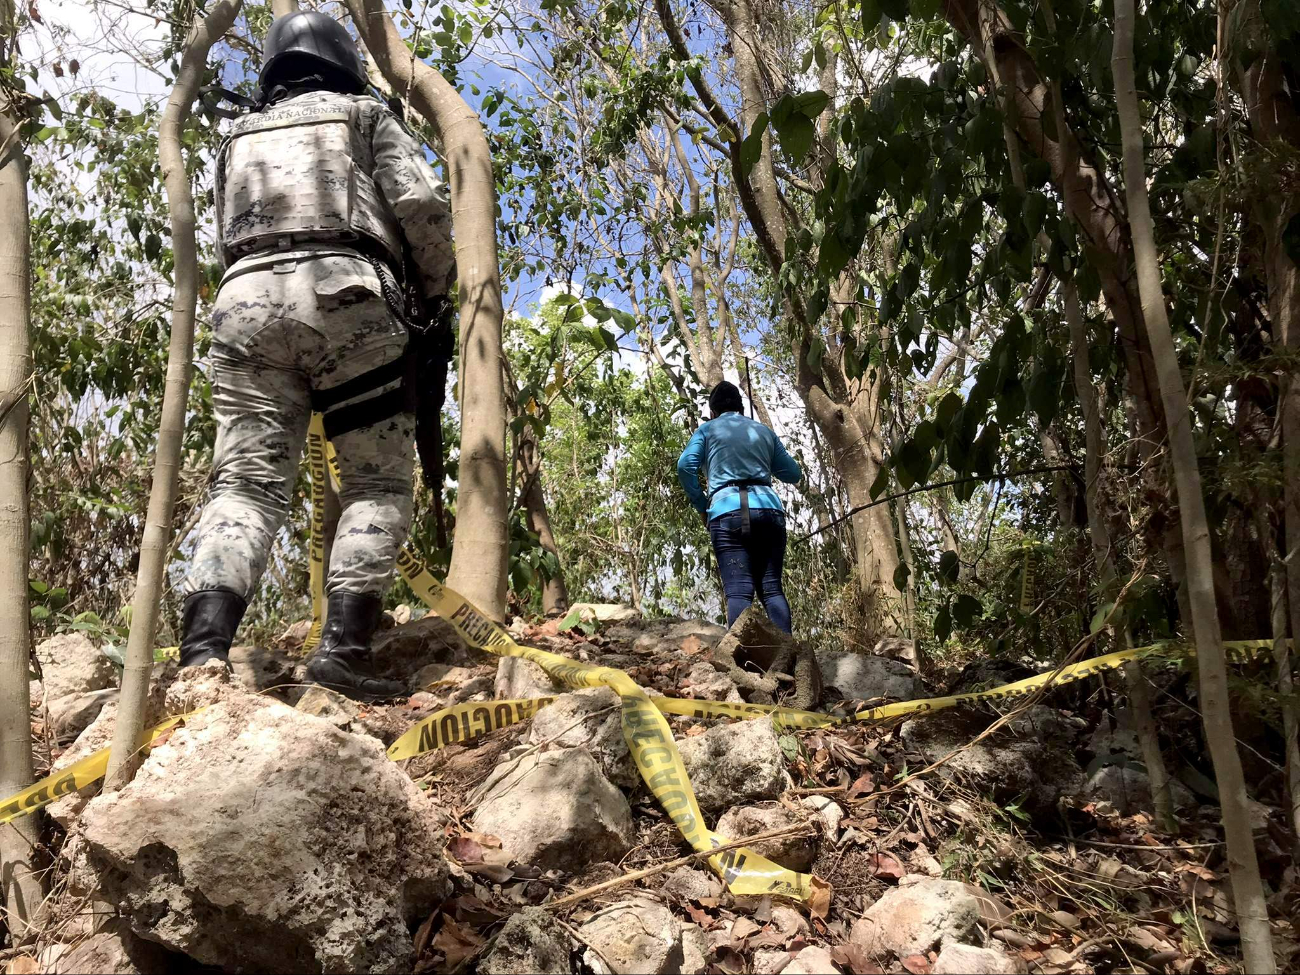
[178,589,246,668]
[305,591,406,701]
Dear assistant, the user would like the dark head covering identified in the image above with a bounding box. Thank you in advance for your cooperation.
[261,11,367,95]
[709,381,744,417]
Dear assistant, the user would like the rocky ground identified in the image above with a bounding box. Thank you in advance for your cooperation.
[11,610,1299,974]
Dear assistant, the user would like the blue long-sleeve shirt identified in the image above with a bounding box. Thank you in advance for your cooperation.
[677,412,802,521]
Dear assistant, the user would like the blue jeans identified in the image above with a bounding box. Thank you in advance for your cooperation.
[709,508,792,634]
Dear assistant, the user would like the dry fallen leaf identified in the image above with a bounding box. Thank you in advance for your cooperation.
[731,917,760,941]
[447,836,486,864]
[847,771,876,799]
[413,909,440,957]
[714,945,746,974]
[901,954,932,974]
[432,917,484,970]
[808,875,832,920]
[866,852,906,880]
[681,635,706,655]
[5,957,39,975]
[1177,862,1218,882]
[451,895,506,925]
[831,943,885,975]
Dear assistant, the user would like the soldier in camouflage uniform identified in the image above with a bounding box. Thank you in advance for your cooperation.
[179,11,454,700]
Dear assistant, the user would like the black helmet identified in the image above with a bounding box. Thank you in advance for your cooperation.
[260,11,367,94]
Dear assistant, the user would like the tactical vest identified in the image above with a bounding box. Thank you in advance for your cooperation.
[215,93,403,267]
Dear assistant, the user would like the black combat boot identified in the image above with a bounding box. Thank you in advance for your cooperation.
[178,589,247,668]
[305,591,406,701]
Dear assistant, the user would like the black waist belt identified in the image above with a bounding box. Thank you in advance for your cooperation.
[720,480,770,538]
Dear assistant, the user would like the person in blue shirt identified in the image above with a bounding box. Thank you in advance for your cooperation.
[677,381,803,634]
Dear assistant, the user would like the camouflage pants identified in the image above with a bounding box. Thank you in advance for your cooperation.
[184,252,414,600]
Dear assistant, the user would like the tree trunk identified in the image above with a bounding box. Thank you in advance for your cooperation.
[270,0,297,15]
[348,0,508,621]
[1112,4,1274,967]
[519,431,569,615]
[0,5,43,933]
[835,434,903,634]
[1067,279,1176,831]
[1042,25,1177,827]
[106,0,244,790]
[1225,3,1300,814]
[895,497,919,659]
[1268,545,1300,852]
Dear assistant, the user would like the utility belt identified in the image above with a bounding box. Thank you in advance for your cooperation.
[713,479,771,538]
[222,239,453,495]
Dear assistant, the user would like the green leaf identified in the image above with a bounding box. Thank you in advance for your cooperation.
[1090,601,1115,633]
[806,335,827,370]
[805,288,828,324]
[934,602,952,642]
[773,112,816,164]
[938,549,960,585]
[819,231,852,277]
[144,233,162,261]
[770,92,828,163]
[842,333,864,381]
[935,392,962,434]
[100,643,127,668]
[740,112,769,177]
[587,326,618,352]
[1027,361,1060,427]
[791,90,832,118]
[1023,190,1049,240]
[893,562,912,591]
[860,0,882,30]
[952,593,983,627]
[894,437,930,490]
[912,419,939,452]
[869,465,891,500]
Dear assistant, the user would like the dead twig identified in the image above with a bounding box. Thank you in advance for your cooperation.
[546,822,816,910]
[554,916,618,972]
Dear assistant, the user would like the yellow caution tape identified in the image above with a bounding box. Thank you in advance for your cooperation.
[6,632,1272,831]
[387,697,556,760]
[1019,544,1035,615]
[652,641,1275,728]
[6,410,1278,898]
[2,635,1273,829]
[0,713,193,826]
[308,414,812,900]
[303,420,330,654]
